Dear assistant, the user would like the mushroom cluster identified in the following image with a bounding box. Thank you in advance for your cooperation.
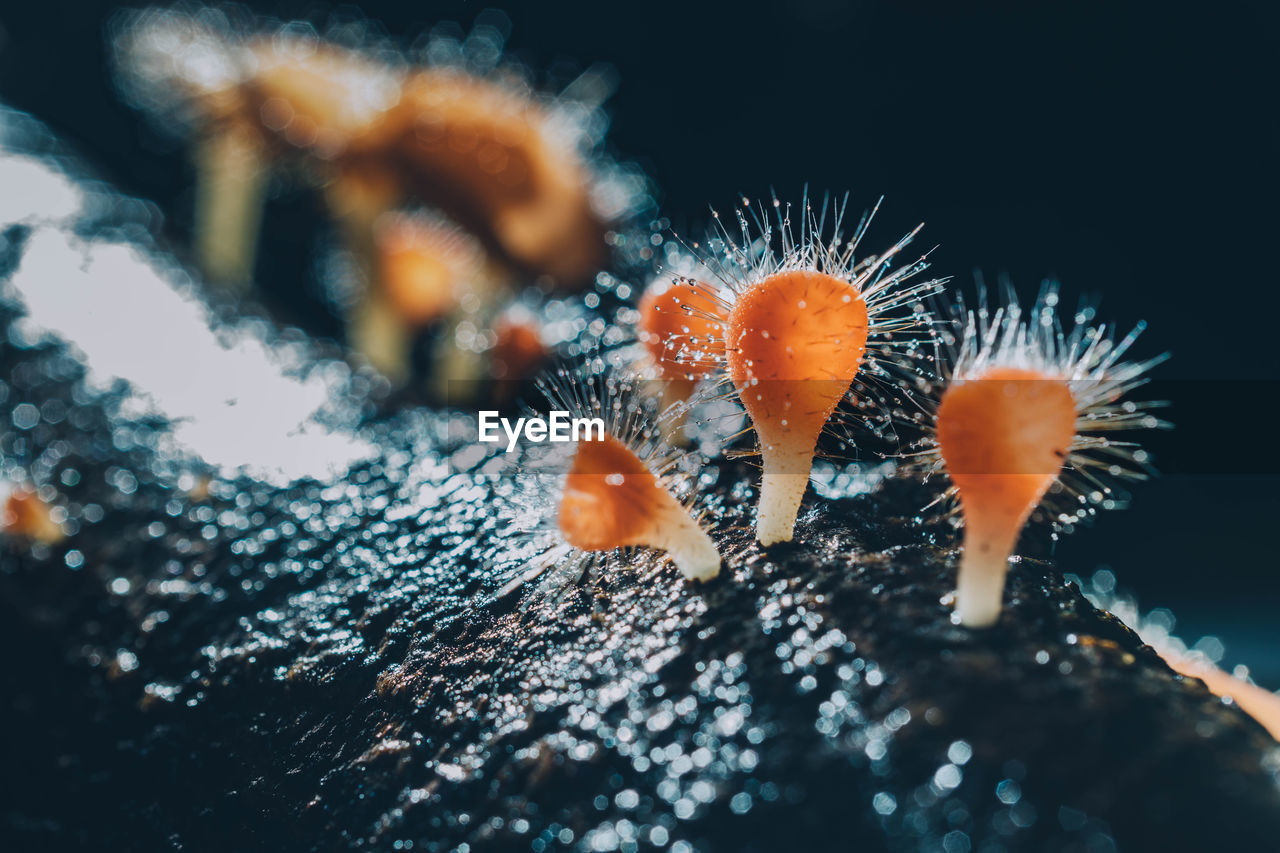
[112,8,1170,634]
[114,5,650,387]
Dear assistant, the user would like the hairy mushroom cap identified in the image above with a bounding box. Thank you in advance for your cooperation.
[638,276,727,404]
[924,287,1167,628]
[726,270,871,544]
[937,367,1077,626]
[558,433,719,582]
[680,196,942,546]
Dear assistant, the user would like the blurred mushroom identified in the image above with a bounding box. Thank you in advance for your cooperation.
[490,316,547,381]
[115,8,628,293]
[349,212,491,383]
[394,69,606,285]
[2,487,64,546]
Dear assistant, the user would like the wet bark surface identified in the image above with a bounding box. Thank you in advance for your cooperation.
[2,282,1279,853]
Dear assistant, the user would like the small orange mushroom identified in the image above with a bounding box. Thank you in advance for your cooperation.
[936,368,1077,626]
[726,270,870,545]
[683,197,941,545]
[929,289,1166,627]
[559,434,719,581]
[675,198,940,544]
[375,215,483,328]
[638,277,727,410]
[346,214,487,383]
[505,371,724,590]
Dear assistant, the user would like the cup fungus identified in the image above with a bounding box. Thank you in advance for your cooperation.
[929,288,1167,627]
[558,432,719,582]
[506,370,721,597]
[637,275,728,412]
[686,196,942,545]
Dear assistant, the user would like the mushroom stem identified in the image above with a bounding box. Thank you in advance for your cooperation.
[193,128,268,288]
[349,288,411,384]
[756,445,814,546]
[649,504,721,582]
[954,537,1014,628]
[952,487,1034,628]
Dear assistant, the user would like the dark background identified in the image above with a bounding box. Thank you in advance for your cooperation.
[0,1,1276,679]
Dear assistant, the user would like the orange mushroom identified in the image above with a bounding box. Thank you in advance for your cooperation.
[500,371,722,592]
[726,269,873,544]
[685,197,941,545]
[930,289,1166,627]
[638,276,727,410]
[936,367,1077,626]
[559,434,719,581]
[375,214,483,328]
[347,214,487,382]
[3,488,64,545]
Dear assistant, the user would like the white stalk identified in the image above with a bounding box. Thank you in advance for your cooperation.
[955,547,1011,628]
[349,288,411,384]
[756,446,813,546]
[651,507,720,582]
[193,128,268,289]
